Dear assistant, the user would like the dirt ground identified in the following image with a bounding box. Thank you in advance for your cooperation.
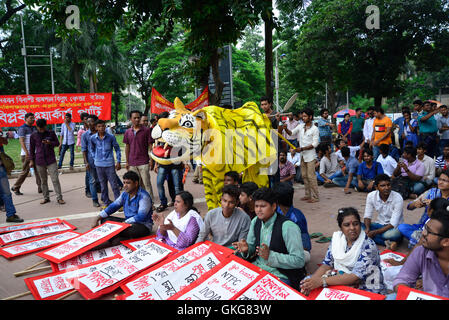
[0,168,422,300]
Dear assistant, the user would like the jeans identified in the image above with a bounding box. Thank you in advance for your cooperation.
[157,166,182,206]
[58,143,75,167]
[88,166,99,202]
[362,222,403,246]
[332,175,357,188]
[439,139,449,157]
[316,170,343,183]
[0,165,16,217]
[411,181,429,195]
[96,166,120,206]
[373,145,381,162]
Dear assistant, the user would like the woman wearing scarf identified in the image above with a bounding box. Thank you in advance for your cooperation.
[300,207,386,295]
[153,191,204,250]
[338,113,353,145]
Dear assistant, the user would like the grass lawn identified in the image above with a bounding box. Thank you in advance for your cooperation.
[4,134,126,169]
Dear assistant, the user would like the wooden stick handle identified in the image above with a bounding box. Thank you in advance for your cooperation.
[2,291,32,300]
[55,289,77,300]
[14,266,52,277]
[23,259,48,271]
[275,131,297,150]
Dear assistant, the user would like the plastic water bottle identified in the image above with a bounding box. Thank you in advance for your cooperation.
[30,167,35,176]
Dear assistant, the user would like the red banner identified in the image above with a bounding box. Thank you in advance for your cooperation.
[150,87,209,114]
[0,93,112,127]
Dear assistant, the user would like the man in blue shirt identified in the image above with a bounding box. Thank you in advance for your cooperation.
[82,114,100,207]
[356,148,384,192]
[332,146,360,194]
[92,170,153,245]
[418,101,441,158]
[275,182,311,263]
[90,119,122,207]
[317,109,335,146]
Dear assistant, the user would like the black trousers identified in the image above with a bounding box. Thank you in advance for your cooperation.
[101,216,152,245]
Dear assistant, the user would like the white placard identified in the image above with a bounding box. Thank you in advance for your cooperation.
[175,259,260,300]
[315,287,370,300]
[0,222,73,245]
[236,273,307,300]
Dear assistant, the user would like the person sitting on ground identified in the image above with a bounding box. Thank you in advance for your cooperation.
[274,182,312,263]
[287,148,302,183]
[363,174,404,249]
[224,171,240,186]
[279,151,296,186]
[335,138,364,162]
[316,142,342,188]
[92,171,153,245]
[415,142,435,195]
[233,187,306,290]
[390,208,449,299]
[153,191,204,251]
[239,182,258,219]
[332,146,360,194]
[299,207,386,296]
[355,149,384,192]
[196,185,251,248]
[398,169,449,249]
[391,146,425,199]
[435,145,449,184]
[376,143,397,177]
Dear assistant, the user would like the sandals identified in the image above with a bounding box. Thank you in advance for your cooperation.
[40,199,50,204]
[310,232,323,239]
[316,236,332,243]
[156,204,168,212]
[57,199,66,205]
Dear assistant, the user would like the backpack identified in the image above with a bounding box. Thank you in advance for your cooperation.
[391,176,411,200]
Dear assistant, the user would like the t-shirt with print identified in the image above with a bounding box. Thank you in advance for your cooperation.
[18,124,36,156]
[373,116,393,145]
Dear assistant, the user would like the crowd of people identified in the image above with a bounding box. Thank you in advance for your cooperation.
[0,97,448,299]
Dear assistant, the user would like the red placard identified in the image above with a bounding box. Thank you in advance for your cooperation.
[0,221,77,246]
[0,93,111,127]
[396,285,449,300]
[0,218,63,235]
[36,221,129,263]
[203,241,235,258]
[308,285,386,300]
[150,87,209,114]
[24,255,121,300]
[0,231,81,259]
[68,239,176,300]
[168,254,264,300]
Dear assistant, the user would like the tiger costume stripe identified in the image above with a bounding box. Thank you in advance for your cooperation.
[151,98,277,210]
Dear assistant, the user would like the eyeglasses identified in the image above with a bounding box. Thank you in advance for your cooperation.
[423,224,445,238]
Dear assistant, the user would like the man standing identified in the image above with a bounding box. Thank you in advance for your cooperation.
[317,109,334,145]
[123,110,155,202]
[437,105,449,156]
[418,101,440,158]
[350,108,365,147]
[363,106,375,145]
[90,119,122,207]
[370,106,393,160]
[283,113,299,147]
[11,112,42,195]
[140,114,149,127]
[30,119,65,205]
[363,174,404,248]
[58,113,76,170]
[287,108,320,203]
[82,114,101,207]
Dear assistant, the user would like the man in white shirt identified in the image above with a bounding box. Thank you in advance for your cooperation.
[335,138,363,161]
[414,142,435,195]
[58,113,76,170]
[287,149,302,183]
[376,143,397,177]
[363,106,375,143]
[317,143,341,187]
[363,174,404,249]
[286,108,320,203]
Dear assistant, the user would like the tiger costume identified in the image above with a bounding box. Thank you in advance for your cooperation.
[151,98,278,210]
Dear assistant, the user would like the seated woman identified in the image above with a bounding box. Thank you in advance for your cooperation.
[153,191,204,251]
[398,169,449,248]
[300,207,386,295]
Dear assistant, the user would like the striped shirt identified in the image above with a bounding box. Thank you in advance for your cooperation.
[435,155,449,169]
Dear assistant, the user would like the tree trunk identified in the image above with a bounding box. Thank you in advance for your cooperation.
[73,61,82,93]
[113,81,120,127]
[327,78,338,124]
[263,14,273,100]
[89,72,95,93]
[374,95,382,108]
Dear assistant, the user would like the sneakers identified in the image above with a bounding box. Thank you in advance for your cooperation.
[11,187,23,195]
[92,200,100,207]
[323,182,338,188]
[85,192,92,198]
[6,215,24,223]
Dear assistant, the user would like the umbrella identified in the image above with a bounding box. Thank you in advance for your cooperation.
[333,108,356,118]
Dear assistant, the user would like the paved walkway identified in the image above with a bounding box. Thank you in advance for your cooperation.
[0,169,423,300]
